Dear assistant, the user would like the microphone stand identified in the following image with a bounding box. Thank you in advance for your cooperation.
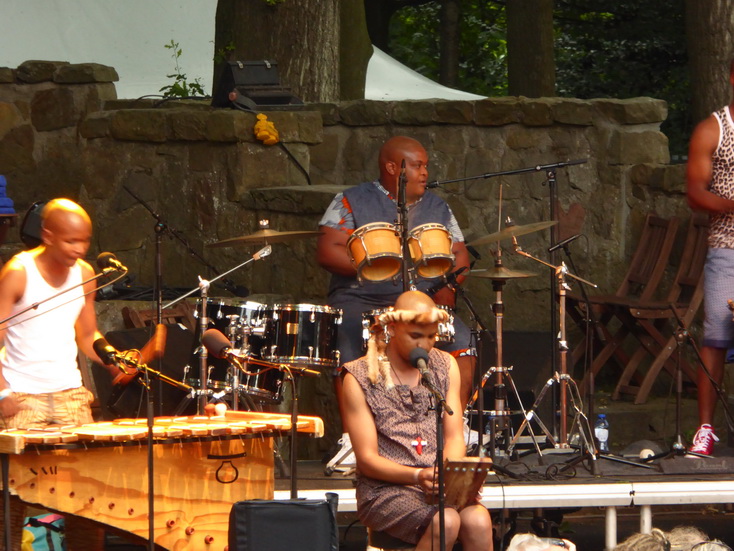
[0,269,127,328]
[421,372,453,551]
[454,284,491,455]
[396,159,414,292]
[426,159,587,189]
[123,186,243,297]
[429,160,587,439]
[285,366,299,499]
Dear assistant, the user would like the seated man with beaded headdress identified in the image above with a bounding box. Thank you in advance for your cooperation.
[341,290,493,551]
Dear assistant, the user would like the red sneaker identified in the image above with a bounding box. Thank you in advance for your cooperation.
[689,424,718,456]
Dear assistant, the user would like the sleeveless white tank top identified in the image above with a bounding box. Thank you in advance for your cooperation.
[2,251,84,393]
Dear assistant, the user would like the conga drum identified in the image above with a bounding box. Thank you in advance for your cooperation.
[347,222,402,282]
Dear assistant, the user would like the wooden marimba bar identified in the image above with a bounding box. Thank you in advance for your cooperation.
[1,410,323,551]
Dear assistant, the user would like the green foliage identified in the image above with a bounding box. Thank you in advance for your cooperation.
[214,41,235,66]
[390,2,508,97]
[554,0,689,156]
[387,0,690,156]
[160,39,206,98]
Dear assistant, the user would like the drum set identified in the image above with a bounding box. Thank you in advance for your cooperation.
[160,221,345,413]
[193,298,343,406]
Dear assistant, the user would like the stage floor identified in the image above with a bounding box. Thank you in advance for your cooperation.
[275,449,734,551]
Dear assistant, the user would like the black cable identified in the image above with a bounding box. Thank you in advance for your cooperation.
[229,100,312,185]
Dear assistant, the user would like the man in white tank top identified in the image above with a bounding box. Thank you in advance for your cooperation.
[686,59,734,456]
[0,198,117,429]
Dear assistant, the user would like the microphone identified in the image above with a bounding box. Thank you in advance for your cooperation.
[96,252,128,272]
[201,328,244,363]
[93,338,127,373]
[548,234,581,253]
[409,347,431,382]
[427,266,468,296]
[409,347,453,415]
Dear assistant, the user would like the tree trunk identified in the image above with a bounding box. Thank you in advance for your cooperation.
[214,0,340,103]
[507,0,555,97]
[340,0,372,100]
[685,0,734,124]
[439,0,461,88]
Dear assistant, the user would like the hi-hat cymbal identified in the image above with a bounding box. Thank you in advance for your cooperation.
[208,229,322,247]
[466,266,537,280]
[468,221,557,247]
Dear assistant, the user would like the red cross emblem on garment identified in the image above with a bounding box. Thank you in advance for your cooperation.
[411,437,426,455]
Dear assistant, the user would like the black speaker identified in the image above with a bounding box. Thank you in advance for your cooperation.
[228,494,339,551]
[92,324,195,419]
[20,200,46,249]
[211,60,303,108]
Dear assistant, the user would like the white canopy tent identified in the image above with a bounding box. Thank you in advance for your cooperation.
[0,0,484,102]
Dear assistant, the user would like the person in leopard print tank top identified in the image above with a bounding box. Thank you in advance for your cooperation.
[341,290,492,550]
[686,58,734,456]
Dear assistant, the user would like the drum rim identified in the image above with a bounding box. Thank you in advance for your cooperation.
[264,354,339,367]
[409,222,450,233]
[200,298,267,308]
[267,303,342,314]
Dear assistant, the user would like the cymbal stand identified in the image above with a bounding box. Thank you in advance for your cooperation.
[164,245,272,413]
[468,253,541,460]
[506,245,652,473]
[508,242,596,450]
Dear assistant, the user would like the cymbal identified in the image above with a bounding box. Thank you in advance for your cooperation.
[466,266,537,280]
[468,221,557,247]
[208,229,322,247]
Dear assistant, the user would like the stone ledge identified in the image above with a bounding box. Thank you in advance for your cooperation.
[0,68,14,84]
[16,60,69,83]
[592,97,668,124]
[55,63,119,84]
[83,107,324,144]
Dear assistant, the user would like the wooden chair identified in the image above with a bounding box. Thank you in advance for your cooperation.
[121,301,197,331]
[567,213,679,388]
[612,213,709,403]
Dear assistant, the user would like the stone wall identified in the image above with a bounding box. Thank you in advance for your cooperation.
[0,61,691,454]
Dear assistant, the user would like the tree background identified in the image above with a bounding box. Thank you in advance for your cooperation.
[386,0,692,156]
[214,0,734,158]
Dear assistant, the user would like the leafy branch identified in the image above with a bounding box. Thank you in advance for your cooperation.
[160,39,206,98]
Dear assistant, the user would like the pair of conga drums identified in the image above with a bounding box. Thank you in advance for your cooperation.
[347,222,455,282]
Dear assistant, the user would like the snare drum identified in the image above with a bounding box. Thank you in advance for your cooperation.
[361,305,455,350]
[347,222,402,282]
[262,304,342,368]
[408,223,454,279]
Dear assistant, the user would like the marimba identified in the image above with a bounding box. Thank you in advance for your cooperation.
[1,411,323,551]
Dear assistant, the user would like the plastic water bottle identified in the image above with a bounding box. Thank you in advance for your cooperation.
[594,413,610,453]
